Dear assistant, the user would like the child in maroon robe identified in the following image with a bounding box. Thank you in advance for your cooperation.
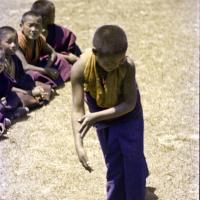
[0,26,52,110]
[17,10,76,87]
[0,55,11,136]
[0,47,28,135]
[31,0,81,79]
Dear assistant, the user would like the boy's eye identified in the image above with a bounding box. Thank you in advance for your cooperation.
[6,40,12,44]
[6,39,15,44]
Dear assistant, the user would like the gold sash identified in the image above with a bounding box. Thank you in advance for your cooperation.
[83,49,127,108]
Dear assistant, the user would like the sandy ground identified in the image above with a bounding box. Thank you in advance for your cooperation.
[0,0,199,199]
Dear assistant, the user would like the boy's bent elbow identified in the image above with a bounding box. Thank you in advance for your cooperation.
[125,100,137,113]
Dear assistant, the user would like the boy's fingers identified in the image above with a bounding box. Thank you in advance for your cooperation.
[80,126,90,139]
[79,120,87,133]
[81,159,93,173]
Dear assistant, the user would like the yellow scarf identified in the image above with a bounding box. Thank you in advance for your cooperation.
[83,49,127,108]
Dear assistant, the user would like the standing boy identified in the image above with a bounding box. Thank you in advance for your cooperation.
[71,25,148,200]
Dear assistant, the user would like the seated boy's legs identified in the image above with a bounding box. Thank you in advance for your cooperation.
[26,70,57,88]
[97,128,126,200]
[118,119,149,200]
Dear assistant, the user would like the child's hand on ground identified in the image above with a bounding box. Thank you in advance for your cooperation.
[78,113,97,139]
[31,86,44,97]
[76,145,93,173]
[45,67,59,80]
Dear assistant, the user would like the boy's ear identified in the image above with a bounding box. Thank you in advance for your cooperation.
[92,48,97,55]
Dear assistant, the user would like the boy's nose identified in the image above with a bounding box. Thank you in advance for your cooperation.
[10,42,17,50]
[10,42,15,47]
[30,26,36,31]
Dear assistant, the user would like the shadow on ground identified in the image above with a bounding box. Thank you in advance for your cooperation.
[146,187,159,200]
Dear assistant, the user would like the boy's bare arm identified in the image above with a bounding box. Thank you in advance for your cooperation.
[11,86,32,95]
[42,43,57,68]
[79,58,137,138]
[71,57,93,172]
[15,50,46,73]
[15,49,58,80]
[58,52,79,64]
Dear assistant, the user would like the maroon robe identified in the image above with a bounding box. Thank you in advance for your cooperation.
[46,24,81,56]
[11,54,52,109]
[0,70,22,122]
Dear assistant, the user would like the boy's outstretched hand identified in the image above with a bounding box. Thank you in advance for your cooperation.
[76,145,93,173]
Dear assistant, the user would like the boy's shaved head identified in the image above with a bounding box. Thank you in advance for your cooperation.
[31,0,55,16]
[0,26,17,41]
[21,10,42,24]
[93,25,128,55]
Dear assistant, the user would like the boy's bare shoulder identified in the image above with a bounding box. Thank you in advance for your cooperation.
[71,53,87,81]
[124,56,136,74]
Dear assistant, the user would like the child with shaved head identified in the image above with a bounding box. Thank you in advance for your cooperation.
[16,10,73,87]
[31,0,81,61]
[0,26,52,110]
[71,25,149,200]
[30,0,81,82]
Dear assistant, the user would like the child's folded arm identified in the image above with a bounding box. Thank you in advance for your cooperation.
[15,49,45,73]
[15,49,58,80]
[57,52,79,64]
[11,86,32,96]
[95,60,137,121]
[42,43,57,68]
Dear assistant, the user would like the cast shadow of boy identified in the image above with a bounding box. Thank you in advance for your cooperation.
[146,187,159,200]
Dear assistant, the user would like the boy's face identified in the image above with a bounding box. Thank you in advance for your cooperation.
[42,13,55,29]
[0,32,18,56]
[21,16,42,40]
[94,50,126,72]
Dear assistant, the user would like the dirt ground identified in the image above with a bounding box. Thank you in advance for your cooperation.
[0,0,199,199]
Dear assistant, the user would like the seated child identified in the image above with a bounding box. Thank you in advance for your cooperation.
[16,11,71,87]
[71,25,149,200]
[0,48,29,131]
[0,50,9,136]
[31,0,81,64]
[0,26,52,110]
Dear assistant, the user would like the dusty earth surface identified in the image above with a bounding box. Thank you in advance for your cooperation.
[0,0,199,200]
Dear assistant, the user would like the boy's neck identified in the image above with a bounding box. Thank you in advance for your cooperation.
[96,63,107,80]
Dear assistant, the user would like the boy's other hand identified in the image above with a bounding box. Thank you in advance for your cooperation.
[78,113,97,139]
